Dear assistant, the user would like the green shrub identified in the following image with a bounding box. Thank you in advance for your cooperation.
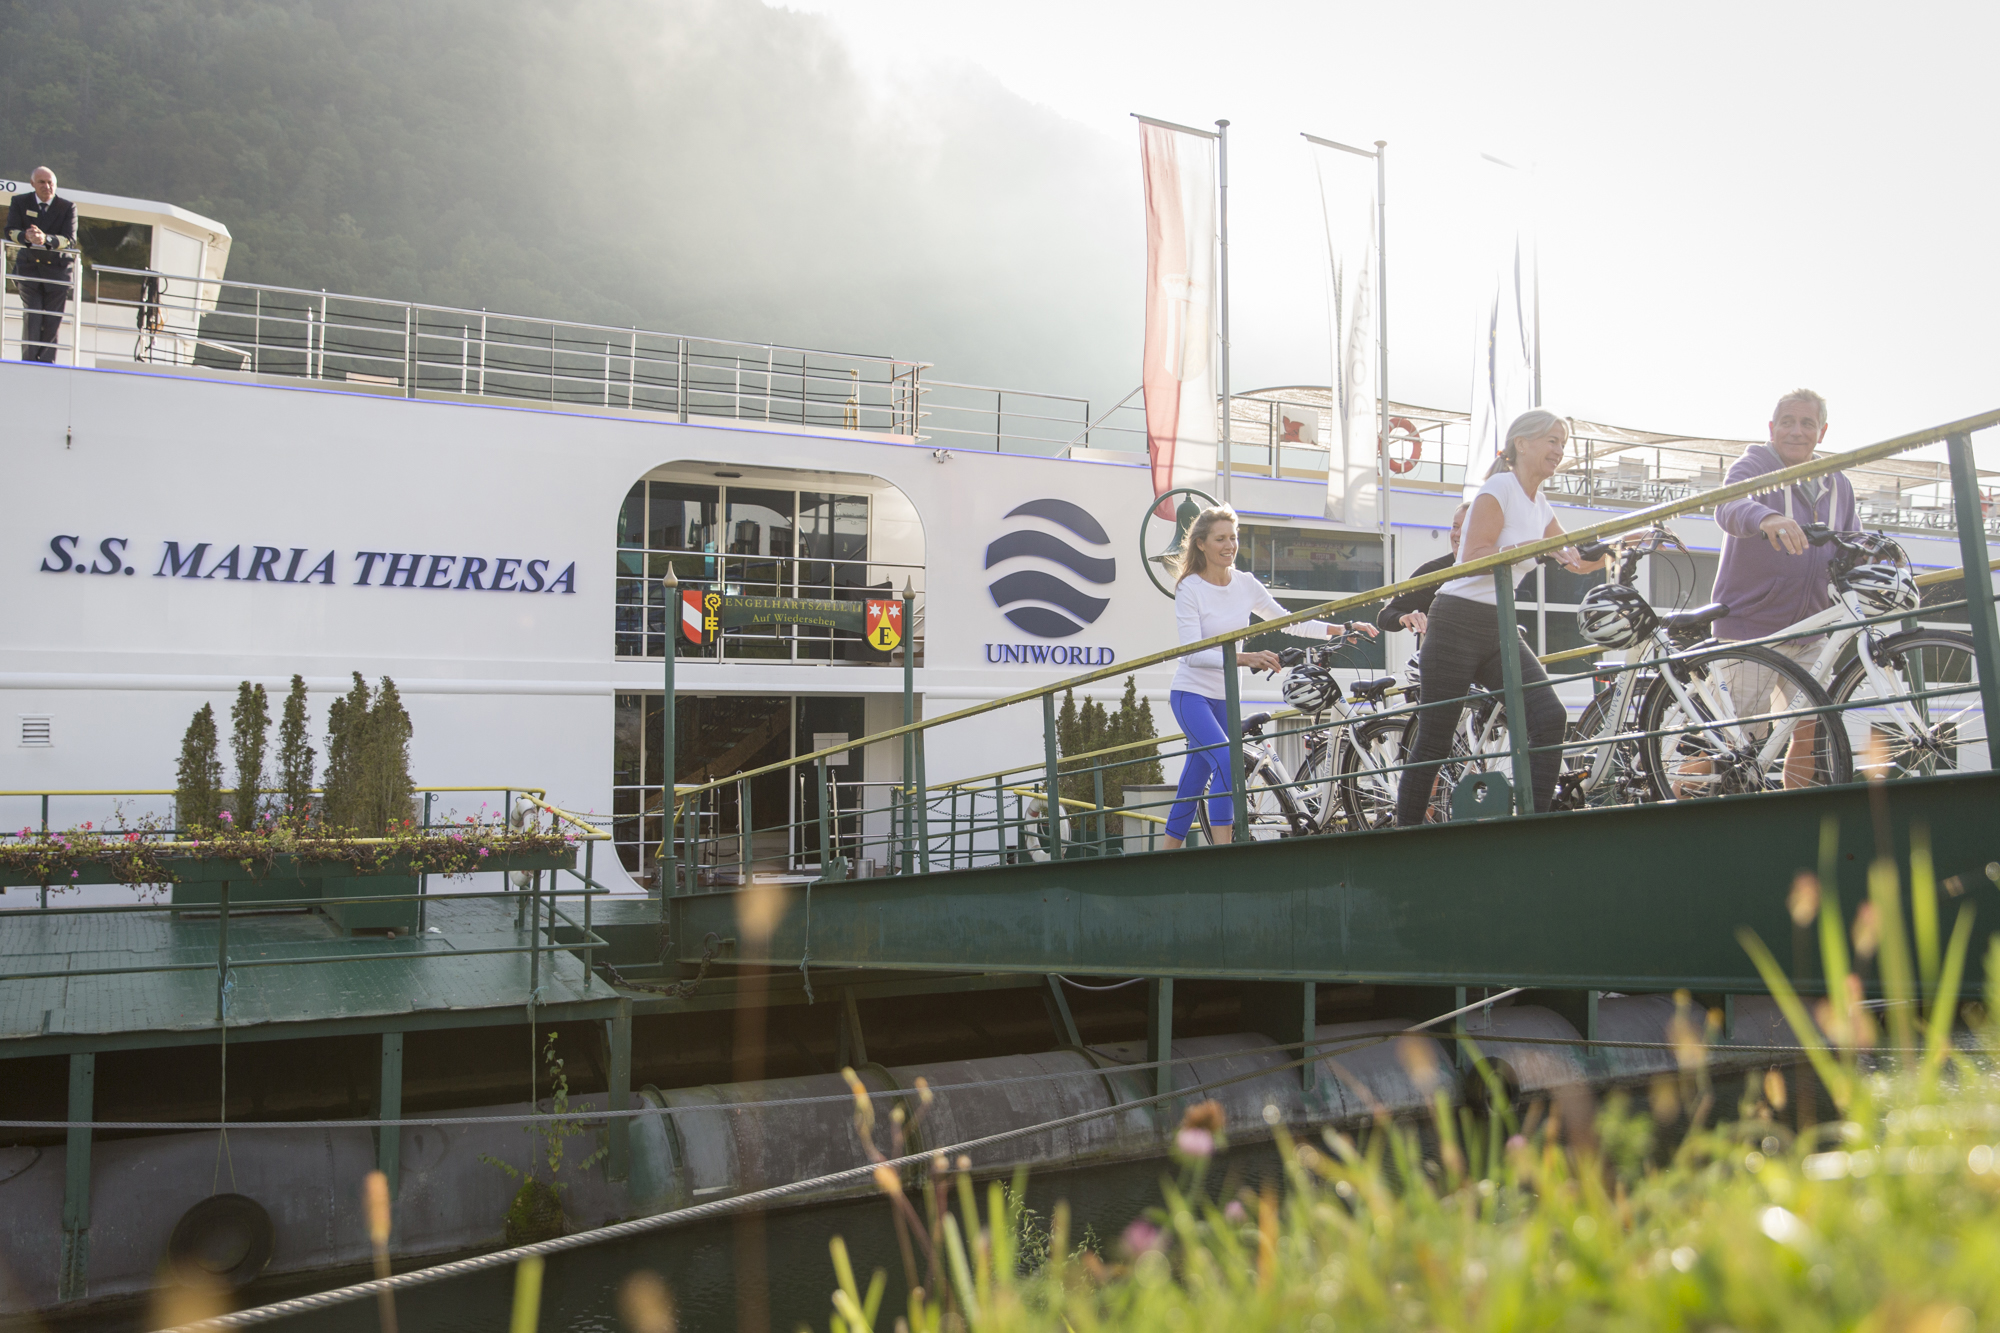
[483,1032,608,1245]
[365,677,415,834]
[321,673,416,835]
[1054,677,1161,836]
[229,681,270,831]
[276,675,315,826]
[173,704,223,834]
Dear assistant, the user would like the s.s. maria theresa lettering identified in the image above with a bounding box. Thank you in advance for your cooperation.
[35,537,577,593]
[351,551,574,593]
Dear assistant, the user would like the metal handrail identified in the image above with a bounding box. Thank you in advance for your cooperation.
[77,262,925,368]
[21,258,929,436]
[664,408,2000,810]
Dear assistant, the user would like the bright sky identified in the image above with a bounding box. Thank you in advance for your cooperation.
[781,0,1998,461]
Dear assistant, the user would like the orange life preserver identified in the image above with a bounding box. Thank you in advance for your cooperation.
[1381,416,1423,474]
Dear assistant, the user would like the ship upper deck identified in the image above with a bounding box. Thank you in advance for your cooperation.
[0,230,1988,541]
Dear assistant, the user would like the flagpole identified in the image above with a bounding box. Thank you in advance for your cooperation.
[1375,140,1391,586]
[1215,118,1233,507]
[1531,230,1542,407]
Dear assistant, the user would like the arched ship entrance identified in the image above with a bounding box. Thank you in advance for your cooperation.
[610,462,925,887]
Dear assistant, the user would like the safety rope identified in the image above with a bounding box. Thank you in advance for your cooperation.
[212,968,236,1193]
[157,988,1531,1333]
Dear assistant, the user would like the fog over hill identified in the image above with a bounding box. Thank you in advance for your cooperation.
[0,0,1143,409]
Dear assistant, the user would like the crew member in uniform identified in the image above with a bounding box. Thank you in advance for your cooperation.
[6,167,78,362]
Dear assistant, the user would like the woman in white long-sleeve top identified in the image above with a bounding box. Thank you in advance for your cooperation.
[1161,506,1377,848]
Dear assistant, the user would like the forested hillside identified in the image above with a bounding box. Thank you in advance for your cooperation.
[0,0,1138,397]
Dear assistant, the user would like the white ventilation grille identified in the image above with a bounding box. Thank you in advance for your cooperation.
[19,715,51,747]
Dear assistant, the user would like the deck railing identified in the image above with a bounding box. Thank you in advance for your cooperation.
[0,787,616,1012]
[2,254,928,437]
[651,409,2000,892]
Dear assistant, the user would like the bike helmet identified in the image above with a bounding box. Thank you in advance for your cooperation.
[1577,583,1659,650]
[1281,665,1337,714]
[1830,533,1918,616]
[1837,561,1920,616]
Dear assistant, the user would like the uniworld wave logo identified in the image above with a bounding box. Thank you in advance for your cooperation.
[984,498,1115,639]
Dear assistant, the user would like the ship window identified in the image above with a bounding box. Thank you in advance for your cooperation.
[1512,564,1612,656]
[617,478,906,664]
[650,481,718,553]
[1229,525,1386,668]
[1650,548,1718,613]
[1235,524,1383,594]
[79,219,153,308]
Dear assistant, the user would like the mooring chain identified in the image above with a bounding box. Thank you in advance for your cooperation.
[601,932,719,998]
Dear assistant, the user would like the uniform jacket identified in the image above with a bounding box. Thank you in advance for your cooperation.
[5,192,77,279]
[1375,551,1456,632]
[1711,443,1857,642]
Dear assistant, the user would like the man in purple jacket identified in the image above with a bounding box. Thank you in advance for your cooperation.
[1709,388,1855,784]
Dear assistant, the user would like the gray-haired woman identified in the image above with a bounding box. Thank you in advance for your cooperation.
[1393,409,1605,825]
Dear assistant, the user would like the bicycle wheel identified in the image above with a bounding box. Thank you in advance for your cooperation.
[1335,718,1408,829]
[1830,629,1987,777]
[1639,643,1852,801]
[1242,756,1306,839]
[1557,684,1651,810]
[1334,717,1464,828]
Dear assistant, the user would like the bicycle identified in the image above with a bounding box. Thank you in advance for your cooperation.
[1345,526,1853,816]
[1176,630,1400,842]
[1558,525,1852,802]
[1775,524,1987,778]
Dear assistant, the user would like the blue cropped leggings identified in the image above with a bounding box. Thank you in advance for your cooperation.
[1166,690,1234,840]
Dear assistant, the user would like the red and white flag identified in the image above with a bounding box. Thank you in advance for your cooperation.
[1138,117,1218,516]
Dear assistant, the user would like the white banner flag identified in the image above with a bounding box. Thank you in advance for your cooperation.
[1138,119,1218,516]
[1467,156,1537,498]
[1310,140,1377,525]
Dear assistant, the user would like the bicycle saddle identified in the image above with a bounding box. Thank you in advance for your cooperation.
[1657,602,1729,634]
[1347,676,1398,702]
[1240,711,1273,737]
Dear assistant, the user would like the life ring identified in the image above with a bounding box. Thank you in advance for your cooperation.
[1381,416,1423,474]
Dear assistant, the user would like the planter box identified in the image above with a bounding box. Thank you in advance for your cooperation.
[315,870,418,933]
[171,874,321,910]
[2,848,577,935]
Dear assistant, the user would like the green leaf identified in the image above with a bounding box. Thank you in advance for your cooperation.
[1737,926,1851,1109]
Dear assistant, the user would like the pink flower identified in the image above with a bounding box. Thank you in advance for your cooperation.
[1175,1128,1215,1159]
[478,848,489,858]
[82,821,92,830]
[1224,1200,1247,1223]
[219,811,233,823]
[70,870,78,878]
[1120,1219,1164,1256]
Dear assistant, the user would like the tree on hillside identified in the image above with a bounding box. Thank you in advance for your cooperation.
[0,0,1135,404]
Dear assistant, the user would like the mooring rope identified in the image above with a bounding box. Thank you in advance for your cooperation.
[156,989,1531,1331]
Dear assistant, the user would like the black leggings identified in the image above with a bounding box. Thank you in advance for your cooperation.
[1394,593,1567,826]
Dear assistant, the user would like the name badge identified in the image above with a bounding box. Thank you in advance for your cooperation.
[24,209,36,218]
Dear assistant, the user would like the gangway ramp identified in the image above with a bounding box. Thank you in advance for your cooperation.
[668,770,2000,997]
